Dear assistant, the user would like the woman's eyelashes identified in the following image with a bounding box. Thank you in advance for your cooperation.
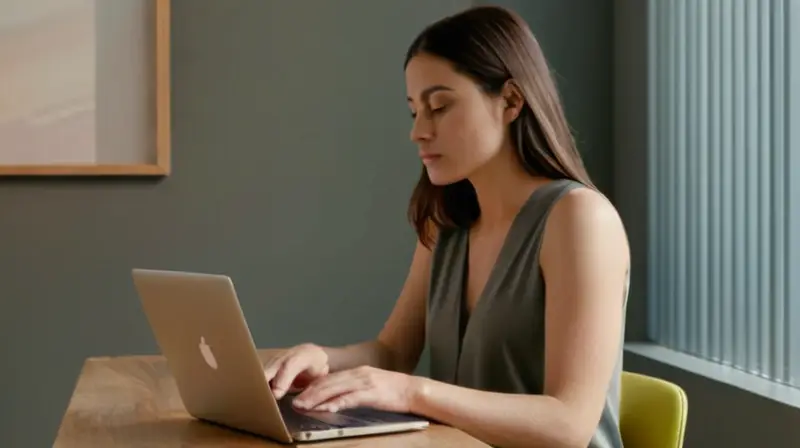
[410,104,450,119]
[430,104,449,115]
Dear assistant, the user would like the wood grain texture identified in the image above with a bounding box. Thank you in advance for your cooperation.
[54,351,489,447]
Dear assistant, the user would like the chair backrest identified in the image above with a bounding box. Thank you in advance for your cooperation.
[620,371,688,448]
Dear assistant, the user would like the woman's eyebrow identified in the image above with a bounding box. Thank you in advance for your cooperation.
[407,85,454,103]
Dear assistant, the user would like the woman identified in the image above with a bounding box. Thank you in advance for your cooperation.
[264,5,630,447]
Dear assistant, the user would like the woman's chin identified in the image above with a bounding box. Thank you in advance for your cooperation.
[427,170,463,186]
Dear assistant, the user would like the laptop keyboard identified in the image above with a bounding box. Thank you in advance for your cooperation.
[277,397,424,431]
[278,398,358,430]
[336,407,427,424]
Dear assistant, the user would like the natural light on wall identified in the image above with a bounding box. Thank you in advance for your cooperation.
[647,0,800,387]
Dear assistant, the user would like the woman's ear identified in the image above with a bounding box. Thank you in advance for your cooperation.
[501,79,525,123]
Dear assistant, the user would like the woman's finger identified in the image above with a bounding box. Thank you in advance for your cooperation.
[263,356,286,383]
[296,370,346,397]
[315,389,373,413]
[294,373,363,410]
[272,355,312,399]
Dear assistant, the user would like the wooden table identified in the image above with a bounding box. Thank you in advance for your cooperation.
[54,350,489,447]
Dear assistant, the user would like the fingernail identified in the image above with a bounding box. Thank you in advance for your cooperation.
[294,400,307,409]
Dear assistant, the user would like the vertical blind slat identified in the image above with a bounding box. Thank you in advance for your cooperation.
[786,0,800,385]
[732,0,747,371]
[668,0,678,349]
[720,0,734,366]
[758,0,773,379]
[686,0,696,356]
[696,0,710,357]
[709,0,722,363]
[745,0,759,374]
[676,0,688,353]
[770,0,786,384]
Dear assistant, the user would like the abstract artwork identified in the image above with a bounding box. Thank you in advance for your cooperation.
[0,0,170,176]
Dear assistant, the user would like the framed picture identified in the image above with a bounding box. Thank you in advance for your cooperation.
[0,0,171,176]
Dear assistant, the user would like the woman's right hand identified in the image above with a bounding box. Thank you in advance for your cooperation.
[263,343,330,400]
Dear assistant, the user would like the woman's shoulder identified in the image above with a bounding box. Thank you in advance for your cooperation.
[542,184,630,264]
[555,185,622,227]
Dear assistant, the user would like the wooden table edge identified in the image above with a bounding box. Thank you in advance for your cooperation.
[54,353,490,447]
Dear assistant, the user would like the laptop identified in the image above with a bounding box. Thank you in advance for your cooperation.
[131,268,430,443]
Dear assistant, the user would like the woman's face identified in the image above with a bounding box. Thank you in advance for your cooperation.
[405,53,510,186]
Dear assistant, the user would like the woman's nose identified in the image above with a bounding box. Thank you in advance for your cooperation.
[410,116,434,142]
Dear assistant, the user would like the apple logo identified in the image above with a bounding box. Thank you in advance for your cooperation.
[199,336,218,370]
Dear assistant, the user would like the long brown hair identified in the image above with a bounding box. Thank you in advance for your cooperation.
[404,6,595,248]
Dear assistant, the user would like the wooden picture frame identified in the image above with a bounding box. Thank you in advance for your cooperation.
[0,0,171,176]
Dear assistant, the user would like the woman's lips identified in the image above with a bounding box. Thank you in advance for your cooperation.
[419,153,442,164]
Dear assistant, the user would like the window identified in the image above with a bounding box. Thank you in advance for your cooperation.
[646,0,800,386]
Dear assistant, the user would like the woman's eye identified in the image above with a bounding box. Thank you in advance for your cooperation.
[410,104,448,119]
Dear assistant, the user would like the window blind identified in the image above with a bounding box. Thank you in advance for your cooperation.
[646,0,800,386]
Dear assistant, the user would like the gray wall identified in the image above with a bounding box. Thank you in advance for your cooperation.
[0,1,614,447]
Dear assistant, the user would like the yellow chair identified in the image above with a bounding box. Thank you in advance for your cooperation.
[620,371,688,448]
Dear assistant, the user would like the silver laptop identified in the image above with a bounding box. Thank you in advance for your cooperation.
[132,268,429,443]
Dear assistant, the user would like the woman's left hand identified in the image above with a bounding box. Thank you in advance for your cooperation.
[290,366,422,414]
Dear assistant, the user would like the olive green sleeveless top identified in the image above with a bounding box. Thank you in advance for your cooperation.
[426,179,627,448]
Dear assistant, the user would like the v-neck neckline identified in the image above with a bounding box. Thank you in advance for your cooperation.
[451,180,563,380]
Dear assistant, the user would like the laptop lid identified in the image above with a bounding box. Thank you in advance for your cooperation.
[132,268,294,443]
